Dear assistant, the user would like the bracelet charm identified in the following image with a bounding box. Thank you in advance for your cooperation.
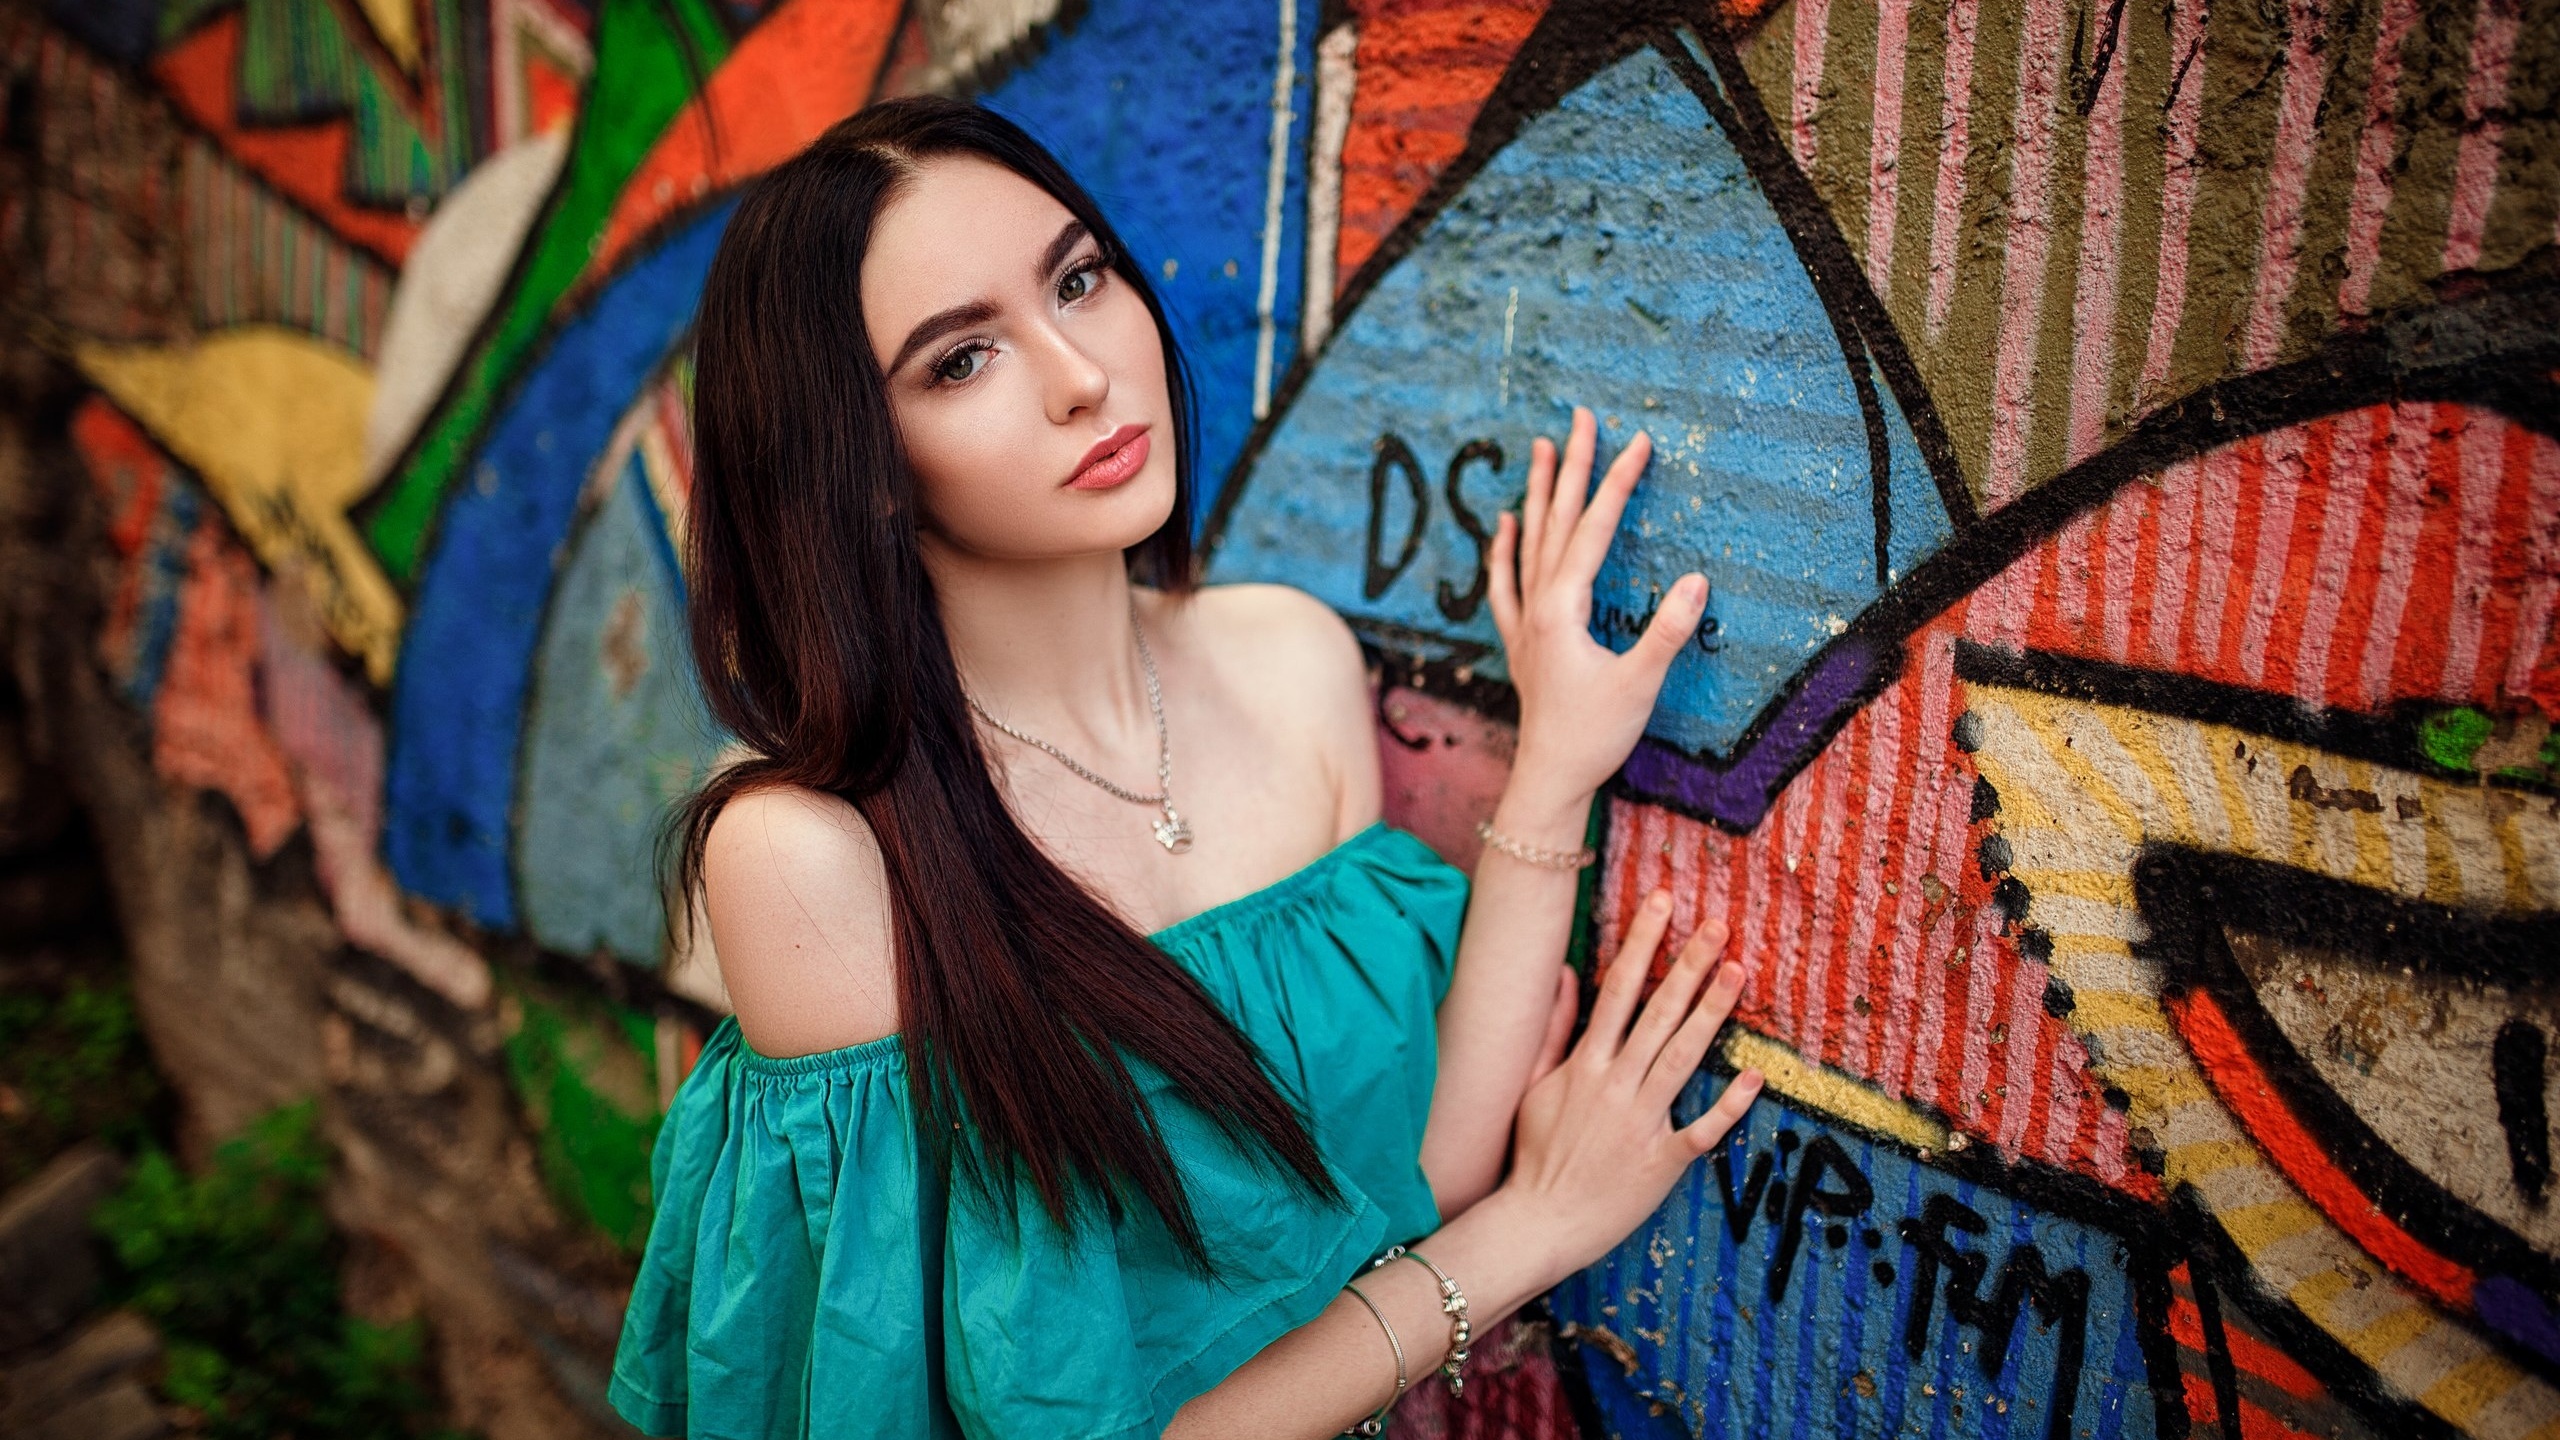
[1474,817,1597,871]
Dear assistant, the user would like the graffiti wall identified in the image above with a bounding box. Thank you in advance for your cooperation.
[6,0,2554,1434]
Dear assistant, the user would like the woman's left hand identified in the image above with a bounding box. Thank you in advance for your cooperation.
[1488,405,1706,816]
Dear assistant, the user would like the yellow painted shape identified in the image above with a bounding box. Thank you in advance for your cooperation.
[354,0,421,71]
[75,329,402,683]
[1979,682,2560,911]
[2044,990,2163,1038]
[2214,1198,2325,1252]
[2423,1354,2531,1428]
[1722,1028,1952,1152]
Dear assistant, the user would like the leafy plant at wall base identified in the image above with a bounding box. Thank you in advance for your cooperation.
[0,977,166,1189]
[495,973,665,1253]
[89,1098,469,1440]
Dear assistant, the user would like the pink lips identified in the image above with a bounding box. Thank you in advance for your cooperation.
[1066,425,1151,490]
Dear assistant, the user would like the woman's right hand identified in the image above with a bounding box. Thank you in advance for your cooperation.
[1492,888,1762,1288]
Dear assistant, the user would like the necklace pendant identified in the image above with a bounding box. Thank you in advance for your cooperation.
[1153,806,1193,854]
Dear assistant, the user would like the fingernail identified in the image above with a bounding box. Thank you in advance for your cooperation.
[1675,574,1705,606]
[1740,1068,1765,1090]
[1647,889,1671,914]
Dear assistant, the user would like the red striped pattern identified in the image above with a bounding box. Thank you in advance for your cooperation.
[1600,614,2144,1191]
[2010,405,2560,717]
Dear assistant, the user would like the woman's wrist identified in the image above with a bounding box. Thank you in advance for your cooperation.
[1486,778,1596,859]
[1433,1184,1578,1321]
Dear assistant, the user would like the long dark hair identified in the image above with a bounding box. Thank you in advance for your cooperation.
[662,97,1341,1267]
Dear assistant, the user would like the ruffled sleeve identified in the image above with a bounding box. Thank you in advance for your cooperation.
[607,1018,1389,1440]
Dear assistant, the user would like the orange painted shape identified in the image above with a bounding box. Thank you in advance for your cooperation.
[586,0,902,280]
[73,396,170,559]
[155,14,420,265]
[526,51,583,135]
[1331,0,1785,287]
[1336,0,1546,283]
[155,519,303,859]
[2168,986,2476,1310]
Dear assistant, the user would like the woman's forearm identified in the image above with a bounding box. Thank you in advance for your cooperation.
[1164,1190,1562,1440]
[1416,773,1597,1213]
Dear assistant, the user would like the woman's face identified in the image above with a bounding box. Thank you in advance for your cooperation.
[862,154,1177,562]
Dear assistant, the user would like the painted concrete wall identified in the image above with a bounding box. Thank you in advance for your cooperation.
[15,0,2557,1436]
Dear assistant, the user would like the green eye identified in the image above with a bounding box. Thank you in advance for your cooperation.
[935,346,985,382]
[1060,264,1099,302]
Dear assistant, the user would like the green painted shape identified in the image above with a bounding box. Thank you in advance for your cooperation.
[497,974,665,1253]
[2419,707,2496,773]
[188,0,484,208]
[362,0,729,584]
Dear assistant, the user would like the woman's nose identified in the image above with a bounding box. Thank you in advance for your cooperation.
[1035,322,1111,423]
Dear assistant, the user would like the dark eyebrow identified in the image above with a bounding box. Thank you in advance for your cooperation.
[1038,219,1092,282]
[887,299,999,378]
[884,221,1096,378]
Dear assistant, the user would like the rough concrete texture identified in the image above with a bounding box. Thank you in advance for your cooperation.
[3,0,2554,1437]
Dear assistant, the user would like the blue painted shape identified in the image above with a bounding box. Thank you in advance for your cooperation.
[384,201,733,925]
[1204,45,1952,754]
[517,458,729,965]
[1550,1078,2154,1440]
[982,0,1314,525]
[120,480,200,709]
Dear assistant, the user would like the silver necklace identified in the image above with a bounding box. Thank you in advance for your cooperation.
[964,592,1193,854]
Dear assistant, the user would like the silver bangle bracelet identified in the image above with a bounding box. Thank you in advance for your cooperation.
[1340,1279,1403,1437]
[1474,817,1596,870]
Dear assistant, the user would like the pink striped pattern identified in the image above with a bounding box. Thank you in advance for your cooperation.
[2240,0,2331,369]
[1791,0,1832,170]
[1862,0,1912,299]
[2337,0,2417,315]
[2064,17,2127,466]
[1984,0,2071,507]
[1923,0,1979,341]
[2442,0,2519,273]
[2136,0,2211,408]
[2008,404,2560,717]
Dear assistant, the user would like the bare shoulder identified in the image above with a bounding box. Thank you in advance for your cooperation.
[1178,582,1380,827]
[701,785,899,1058]
[1184,582,1366,686]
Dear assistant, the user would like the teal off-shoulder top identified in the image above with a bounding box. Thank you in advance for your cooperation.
[608,820,1470,1439]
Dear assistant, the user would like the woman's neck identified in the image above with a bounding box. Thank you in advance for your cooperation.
[924,540,1155,748]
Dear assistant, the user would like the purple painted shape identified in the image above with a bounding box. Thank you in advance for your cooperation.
[1618,638,1892,831]
[2476,1274,2560,1367]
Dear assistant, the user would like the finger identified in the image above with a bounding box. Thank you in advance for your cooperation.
[1559,430,1652,585]
[1488,511,1522,647]
[1581,888,1670,1066]
[1628,573,1708,673]
[1613,914,1720,1083]
[1520,436,1556,591]
[1641,942,1744,1110]
[1676,1067,1764,1155]
[1526,964,1576,1089]
[1542,408,1597,576]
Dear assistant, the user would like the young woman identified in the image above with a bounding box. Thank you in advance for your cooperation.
[608,97,1764,1439]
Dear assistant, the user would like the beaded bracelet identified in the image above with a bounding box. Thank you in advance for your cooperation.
[1340,1279,1404,1437]
[1369,1244,1473,1399]
[1474,818,1597,871]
